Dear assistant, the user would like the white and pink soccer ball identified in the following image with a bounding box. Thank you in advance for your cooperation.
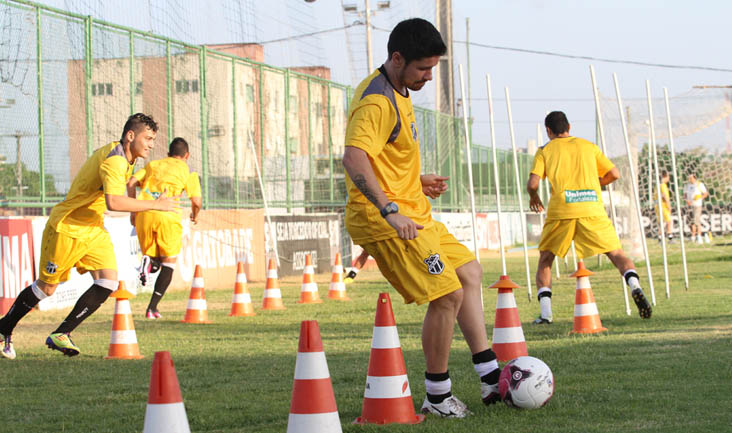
[498,356,554,409]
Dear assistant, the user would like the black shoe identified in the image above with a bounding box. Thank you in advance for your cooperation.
[532,316,553,325]
[631,288,652,319]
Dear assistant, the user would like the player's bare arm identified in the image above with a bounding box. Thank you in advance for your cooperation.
[105,189,180,213]
[420,174,449,199]
[127,176,140,225]
[343,146,423,240]
[190,196,202,224]
[527,173,544,213]
[599,166,620,186]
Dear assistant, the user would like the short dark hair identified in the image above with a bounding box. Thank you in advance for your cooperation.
[387,18,446,65]
[121,113,158,143]
[545,111,570,135]
[661,170,669,178]
[168,137,189,157]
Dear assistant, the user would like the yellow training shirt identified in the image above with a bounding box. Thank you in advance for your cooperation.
[132,157,201,221]
[344,67,432,244]
[660,183,671,210]
[47,142,134,238]
[531,136,614,220]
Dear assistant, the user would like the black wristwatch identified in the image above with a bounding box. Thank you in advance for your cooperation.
[380,202,399,218]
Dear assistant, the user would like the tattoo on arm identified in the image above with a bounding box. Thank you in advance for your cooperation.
[352,174,380,207]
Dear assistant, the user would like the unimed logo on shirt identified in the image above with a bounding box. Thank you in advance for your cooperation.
[564,189,598,203]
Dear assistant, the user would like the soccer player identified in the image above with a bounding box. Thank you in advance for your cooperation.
[527,111,652,324]
[342,18,500,418]
[0,113,178,359]
[658,170,673,242]
[684,173,708,244]
[127,137,202,319]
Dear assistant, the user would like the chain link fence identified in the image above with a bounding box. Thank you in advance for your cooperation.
[0,0,531,219]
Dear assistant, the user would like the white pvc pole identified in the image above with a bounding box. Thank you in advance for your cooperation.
[486,75,507,275]
[646,81,671,299]
[505,87,533,300]
[613,73,656,305]
[458,65,483,308]
[663,87,689,290]
[545,176,561,279]
[589,65,631,315]
[249,131,280,267]
[570,241,578,271]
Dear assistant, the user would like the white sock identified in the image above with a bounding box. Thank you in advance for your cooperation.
[623,270,641,291]
[539,296,552,319]
[473,359,499,378]
[537,287,552,319]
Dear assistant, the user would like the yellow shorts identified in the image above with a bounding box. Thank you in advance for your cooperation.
[361,220,475,305]
[539,216,621,259]
[38,225,117,284]
[657,205,671,223]
[135,212,182,257]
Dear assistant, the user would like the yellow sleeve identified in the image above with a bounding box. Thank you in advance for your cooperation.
[344,97,396,159]
[530,148,545,179]
[595,147,614,177]
[100,155,130,196]
[185,172,202,198]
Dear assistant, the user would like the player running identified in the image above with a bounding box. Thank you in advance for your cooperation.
[527,111,652,324]
[127,137,202,319]
[658,170,673,242]
[0,113,178,359]
[342,18,500,419]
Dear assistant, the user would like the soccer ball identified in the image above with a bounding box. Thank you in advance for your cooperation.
[498,356,554,409]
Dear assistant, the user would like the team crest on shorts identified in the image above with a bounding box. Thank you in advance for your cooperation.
[45,261,58,274]
[424,253,444,275]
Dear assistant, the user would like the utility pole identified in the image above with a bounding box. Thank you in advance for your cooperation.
[365,0,373,72]
[435,0,454,115]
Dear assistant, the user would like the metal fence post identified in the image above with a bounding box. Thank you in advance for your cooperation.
[258,64,264,206]
[129,31,135,114]
[307,77,314,205]
[327,84,334,202]
[199,46,209,208]
[232,59,239,207]
[85,15,92,157]
[36,6,45,211]
[284,69,291,211]
[165,41,172,140]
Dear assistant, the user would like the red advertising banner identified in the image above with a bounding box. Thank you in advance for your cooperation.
[0,218,36,315]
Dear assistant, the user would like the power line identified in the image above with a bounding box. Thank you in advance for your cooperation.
[369,25,732,73]
[257,23,360,45]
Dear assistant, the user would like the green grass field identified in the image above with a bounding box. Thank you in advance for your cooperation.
[3,241,732,432]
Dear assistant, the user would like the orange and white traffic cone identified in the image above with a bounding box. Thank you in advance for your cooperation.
[298,254,322,304]
[490,275,528,362]
[570,262,608,334]
[105,282,143,360]
[328,253,350,301]
[263,258,286,310]
[230,262,256,317]
[287,320,342,433]
[143,351,191,433]
[354,293,424,425]
[181,265,211,324]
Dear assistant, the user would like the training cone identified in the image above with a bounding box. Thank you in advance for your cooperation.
[298,254,323,304]
[105,282,144,360]
[570,262,607,334]
[143,351,191,433]
[490,275,529,362]
[230,262,256,316]
[263,258,286,310]
[327,253,350,301]
[181,265,211,323]
[354,293,424,425]
[287,320,342,433]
